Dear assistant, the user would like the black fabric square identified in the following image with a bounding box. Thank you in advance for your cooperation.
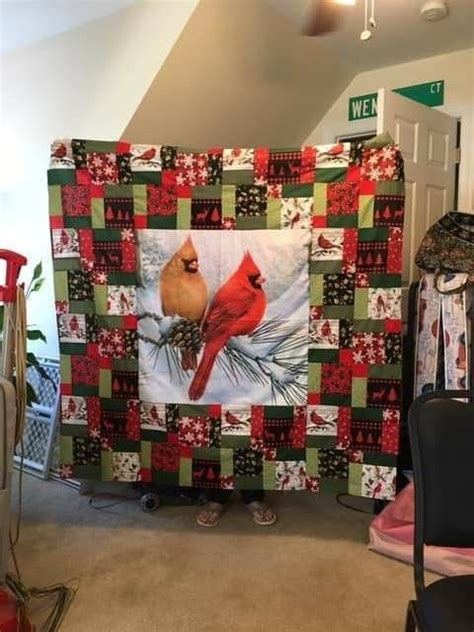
[192,460,221,488]
[339,319,354,348]
[117,154,132,184]
[235,185,267,217]
[323,274,355,305]
[191,199,222,229]
[207,153,223,185]
[93,241,122,272]
[104,197,134,228]
[351,420,382,453]
[374,195,404,227]
[86,314,99,343]
[166,404,179,433]
[101,411,127,440]
[208,417,221,448]
[267,151,302,184]
[367,379,401,409]
[73,437,100,465]
[234,448,263,476]
[318,449,348,479]
[71,139,87,169]
[111,371,138,399]
[69,270,94,301]
[161,146,177,170]
[263,419,294,448]
[356,242,388,273]
[385,333,402,364]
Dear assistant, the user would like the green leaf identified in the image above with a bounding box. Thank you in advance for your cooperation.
[32,261,43,281]
[26,381,38,406]
[26,353,57,391]
[27,329,47,343]
[32,279,44,293]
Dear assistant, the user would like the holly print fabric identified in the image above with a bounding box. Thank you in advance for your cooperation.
[49,138,404,499]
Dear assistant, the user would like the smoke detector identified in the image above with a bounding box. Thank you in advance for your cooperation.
[420,1,448,22]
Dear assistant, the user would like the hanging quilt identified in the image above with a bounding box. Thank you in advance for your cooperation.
[48,138,404,499]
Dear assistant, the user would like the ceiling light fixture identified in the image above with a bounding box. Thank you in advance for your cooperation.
[334,0,356,5]
[420,1,448,22]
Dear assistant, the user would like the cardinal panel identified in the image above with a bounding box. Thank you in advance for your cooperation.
[49,139,404,499]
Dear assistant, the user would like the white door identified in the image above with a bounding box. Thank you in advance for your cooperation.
[377,88,457,291]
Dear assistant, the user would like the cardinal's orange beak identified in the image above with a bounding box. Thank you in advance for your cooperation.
[186,259,199,272]
[256,274,266,285]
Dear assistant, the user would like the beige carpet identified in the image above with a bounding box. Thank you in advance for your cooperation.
[9,474,424,631]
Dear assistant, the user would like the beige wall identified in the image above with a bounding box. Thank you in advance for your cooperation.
[0,0,197,358]
[306,48,474,212]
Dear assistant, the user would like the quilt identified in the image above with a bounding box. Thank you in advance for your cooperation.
[48,138,404,499]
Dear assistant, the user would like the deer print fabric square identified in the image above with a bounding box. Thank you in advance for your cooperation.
[49,138,404,499]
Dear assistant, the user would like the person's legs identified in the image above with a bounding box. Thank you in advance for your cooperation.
[196,489,232,528]
[241,490,278,526]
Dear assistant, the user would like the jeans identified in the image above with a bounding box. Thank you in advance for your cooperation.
[206,489,265,505]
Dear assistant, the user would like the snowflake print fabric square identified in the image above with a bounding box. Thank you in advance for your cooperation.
[49,137,404,499]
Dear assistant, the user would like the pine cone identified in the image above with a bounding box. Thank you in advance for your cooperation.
[168,319,203,355]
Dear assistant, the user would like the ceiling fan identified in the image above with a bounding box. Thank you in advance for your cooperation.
[303,0,375,39]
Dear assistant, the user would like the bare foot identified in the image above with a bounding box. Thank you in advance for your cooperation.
[246,501,278,526]
[196,502,225,528]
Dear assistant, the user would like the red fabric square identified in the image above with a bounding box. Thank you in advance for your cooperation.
[134,216,147,229]
[152,443,180,472]
[176,185,192,199]
[180,446,193,458]
[76,169,90,185]
[308,393,321,405]
[208,405,221,418]
[50,216,64,229]
[99,356,113,369]
[162,170,177,186]
[352,363,369,377]
[123,315,138,330]
[72,355,99,386]
[359,180,376,195]
[116,142,131,155]
[385,319,402,333]
[147,185,177,215]
[321,364,352,394]
[61,383,72,395]
[90,184,104,198]
[86,152,119,185]
[61,185,91,216]
[176,152,208,186]
[140,468,152,482]
[87,343,99,358]
[327,182,359,215]
[339,349,353,365]
[312,216,327,228]
[346,165,361,182]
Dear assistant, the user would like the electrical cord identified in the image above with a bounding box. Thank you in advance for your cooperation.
[336,493,375,515]
[88,493,141,513]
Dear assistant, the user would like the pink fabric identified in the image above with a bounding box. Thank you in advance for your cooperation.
[368,482,474,576]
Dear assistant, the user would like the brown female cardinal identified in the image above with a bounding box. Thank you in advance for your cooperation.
[188,251,267,401]
[160,237,208,369]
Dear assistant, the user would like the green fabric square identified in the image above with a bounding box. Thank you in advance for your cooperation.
[222,170,253,185]
[148,215,177,229]
[305,448,319,477]
[282,184,314,197]
[92,198,105,228]
[308,349,339,363]
[358,227,389,242]
[48,185,62,216]
[105,185,133,198]
[193,185,221,199]
[68,300,95,314]
[310,261,343,274]
[61,424,88,438]
[358,195,374,228]
[353,319,384,333]
[222,185,236,217]
[132,172,161,185]
[263,461,276,490]
[101,451,113,482]
[221,435,250,448]
[369,365,402,379]
[94,285,108,315]
[60,343,86,356]
[327,214,358,228]
[60,436,73,463]
[369,274,401,288]
[236,216,267,230]
[264,406,294,419]
[315,168,346,183]
[53,259,81,271]
[60,354,71,383]
[141,441,151,468]
[112,358,138,372]
[54,271,68,301]
[348,463,362,496]
[376,181,404,196]
[64,217,91,229]
[266,198,281,228]
[313,183,327,215]
[310,275,323,304]
[308,363,321,392]
[323,306,353,319]
[133,185,147,215]
[179,458,192,486]
[47,170,75,185]
[85,140,116,153]
[351,377,367,408]
[99,369,111,398]
[307,436,337,448]
[179,405,208,417]
[177,199,191,229]
[236,476,263,489]
[220,448,234,477]
[354,288,368,319]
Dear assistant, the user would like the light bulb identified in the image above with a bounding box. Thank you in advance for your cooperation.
[335,0,356,5]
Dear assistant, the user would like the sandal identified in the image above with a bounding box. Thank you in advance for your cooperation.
[196,501,225,528]
[246,501,278,526]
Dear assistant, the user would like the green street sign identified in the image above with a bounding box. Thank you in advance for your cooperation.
[348,80,444,121]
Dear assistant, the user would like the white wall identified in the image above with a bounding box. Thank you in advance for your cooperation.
[0,0,198,359]
[306,48,474,213]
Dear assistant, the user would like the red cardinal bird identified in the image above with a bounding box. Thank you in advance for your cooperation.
[289,212,301,229]
[52,143,67,159]
[320,320,332,338]
[188,251,266,401]
[133,147,156,162]
[318,233,342,251]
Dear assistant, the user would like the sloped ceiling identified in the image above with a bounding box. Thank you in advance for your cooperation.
[124,0,474,147]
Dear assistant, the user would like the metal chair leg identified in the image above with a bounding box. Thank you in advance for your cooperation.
[405,601,417,632]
